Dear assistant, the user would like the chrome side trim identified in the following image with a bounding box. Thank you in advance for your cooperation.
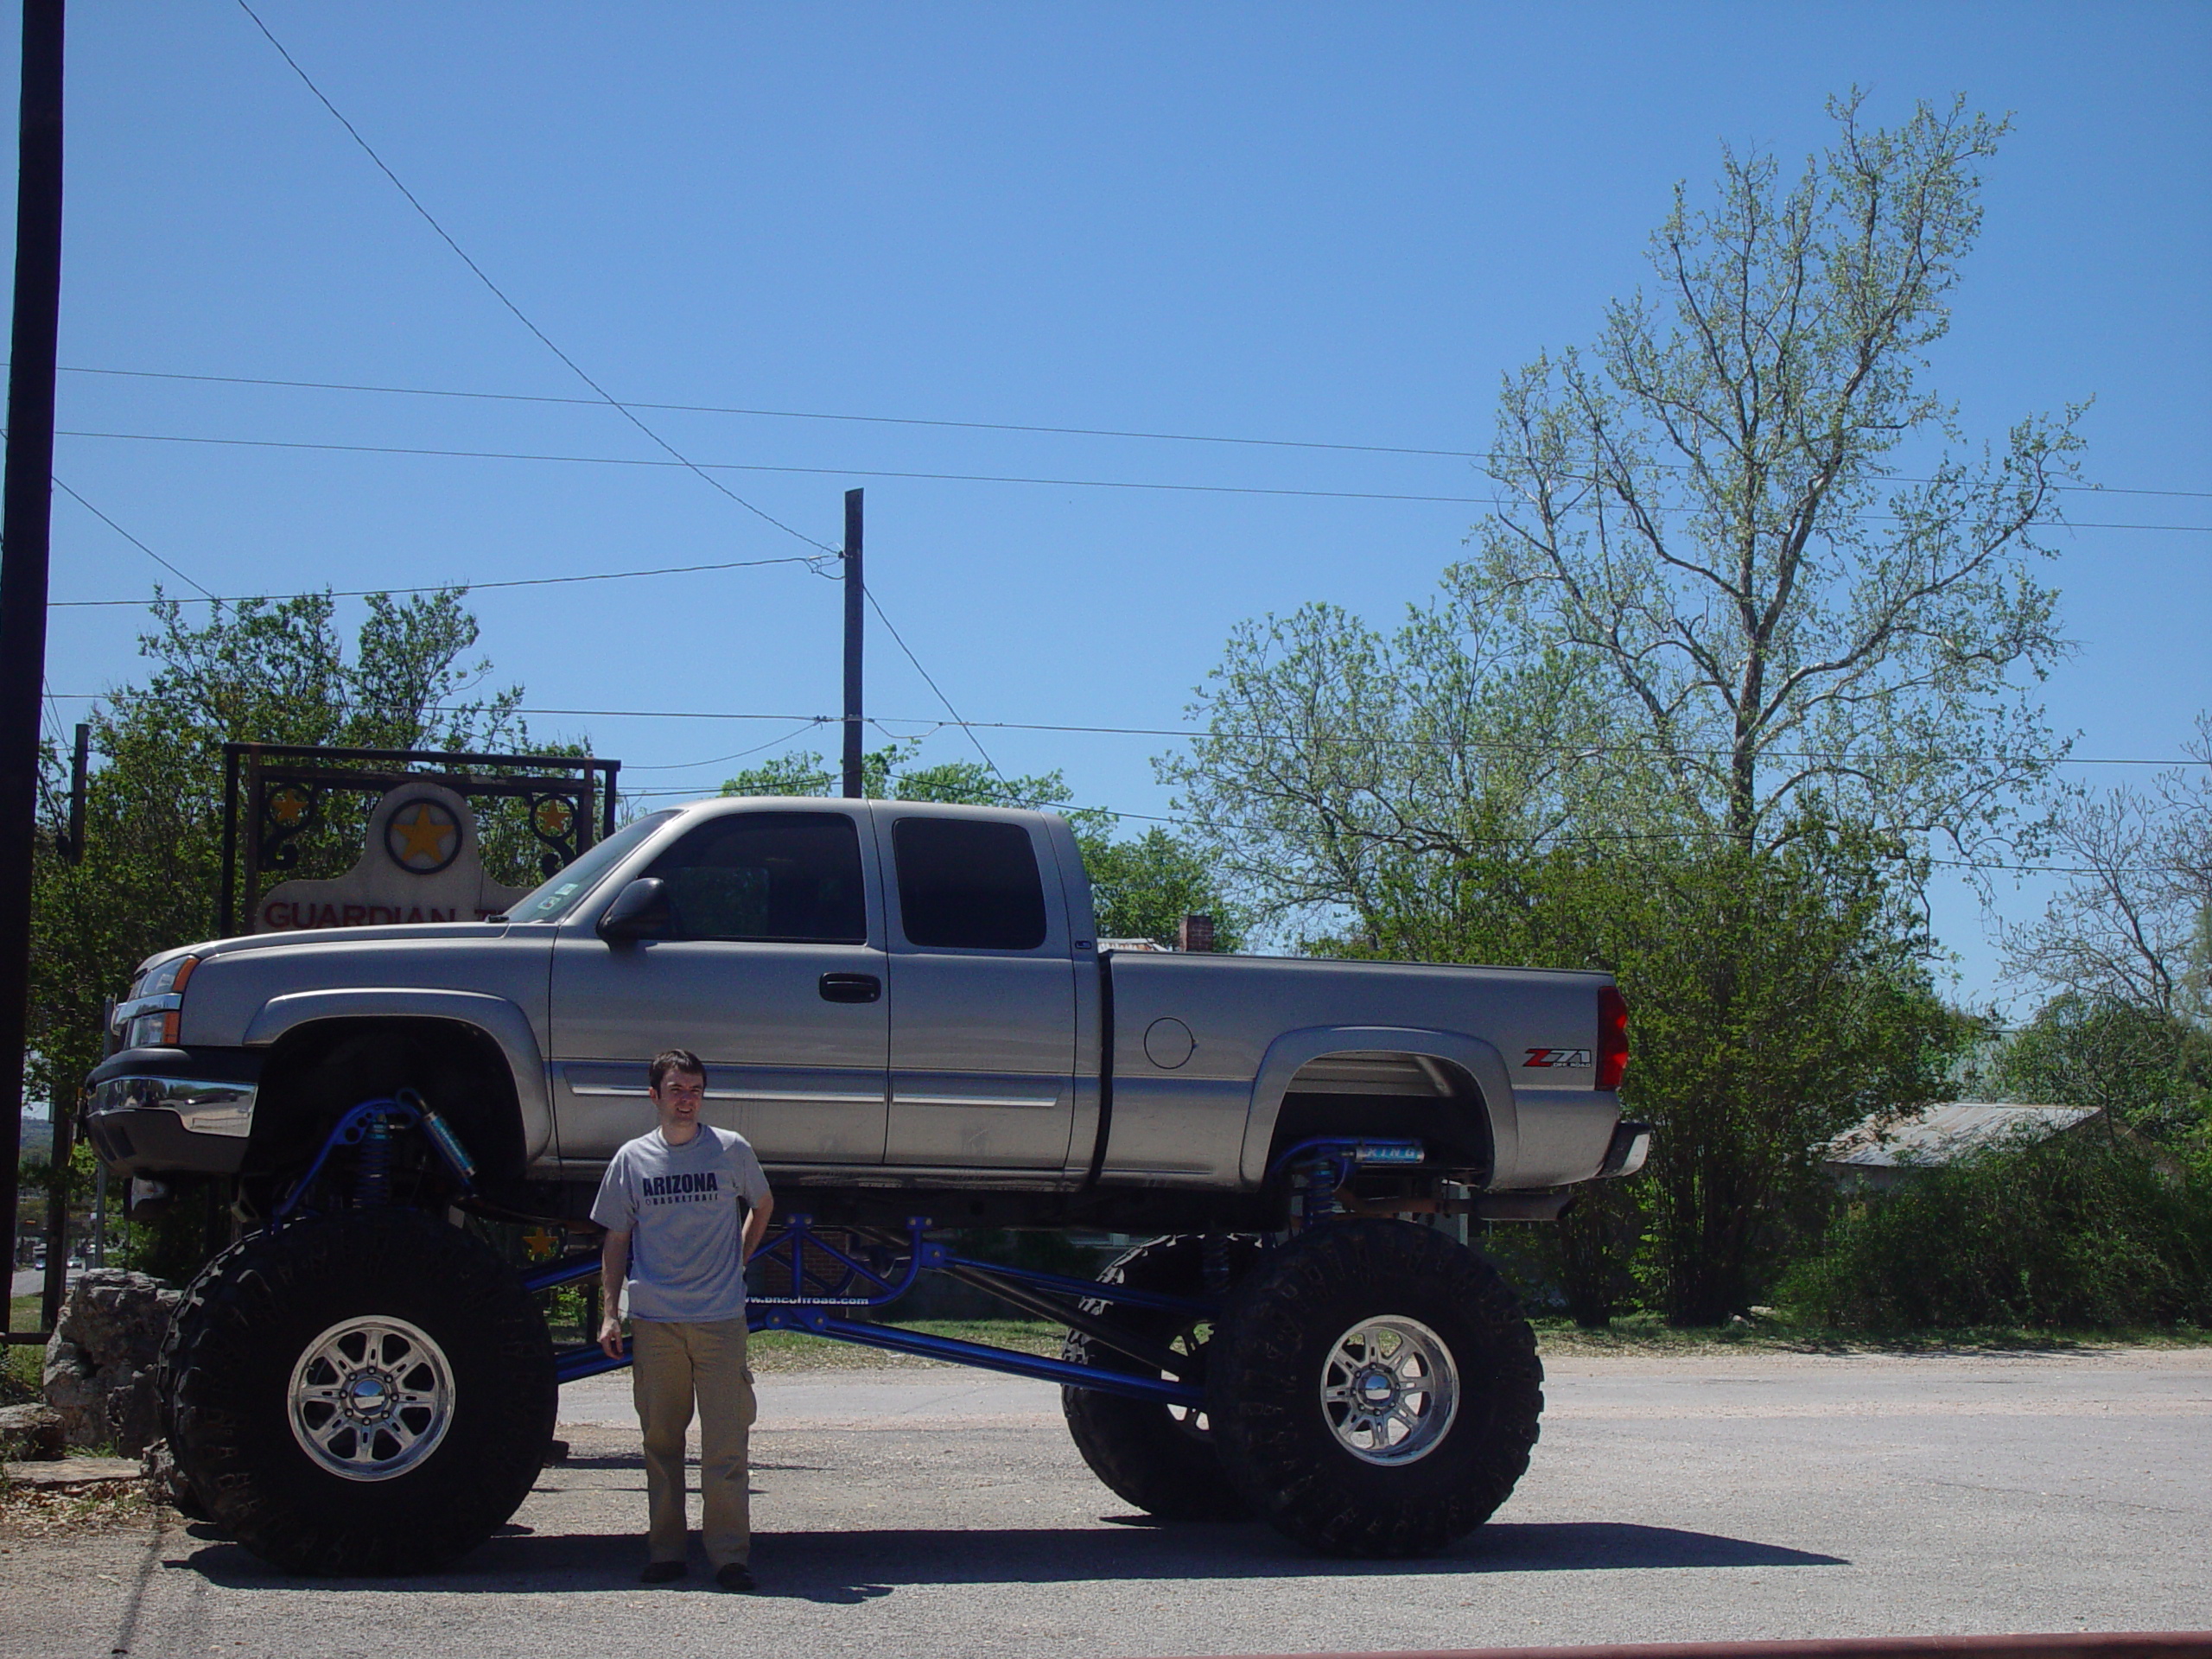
[91,1074,256,1138]
[893,1094,1062,1110]
[566,1084,885,1104]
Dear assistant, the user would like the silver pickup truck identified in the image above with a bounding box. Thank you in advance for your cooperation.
[86,797,1646,1573]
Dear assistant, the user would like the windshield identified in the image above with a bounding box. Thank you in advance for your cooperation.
[502,810,680,924]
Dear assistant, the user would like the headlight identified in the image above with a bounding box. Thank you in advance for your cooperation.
[137,955,200,999]
[118,954,200,1047]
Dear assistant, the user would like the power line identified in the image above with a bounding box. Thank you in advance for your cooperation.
[48,553,820,609]
[55,478,220,601]
[622,718,832,772]
[48,427,1536,506]
[861,590,1009,787]
[581,785,2182,878]
[50,428,2212,531]
[48,363,2212,504]
[36,692,2204,769]
[57,363,1491,463]
[233,0,836,559]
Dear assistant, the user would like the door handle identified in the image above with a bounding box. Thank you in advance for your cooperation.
[818,972,881,1004]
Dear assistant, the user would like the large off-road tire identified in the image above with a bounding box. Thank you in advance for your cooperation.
[1060,1234,1260,1521]
[164,1210,556,1574]
[1207,1219,1541,1558]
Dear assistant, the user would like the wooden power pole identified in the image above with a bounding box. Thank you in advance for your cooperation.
[0,0,67,1343]
[841,488,864,798]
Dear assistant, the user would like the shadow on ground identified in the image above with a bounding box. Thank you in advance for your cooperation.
[168,1521,1847,1603]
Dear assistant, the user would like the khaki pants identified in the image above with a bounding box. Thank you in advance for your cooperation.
[631,1318,756,1567]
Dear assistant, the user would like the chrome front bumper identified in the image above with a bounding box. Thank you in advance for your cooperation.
[83,1047,260,1175]
[92,1071,256,1137]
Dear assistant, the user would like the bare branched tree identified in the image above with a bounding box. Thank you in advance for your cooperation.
[1468,92,2080,858]
[2001,714,2212,1020]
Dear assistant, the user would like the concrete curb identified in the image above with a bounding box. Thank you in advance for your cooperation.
[1147,1635,2212,1659]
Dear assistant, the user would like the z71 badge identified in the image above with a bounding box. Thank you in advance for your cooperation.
[1522,1047,1592,1068]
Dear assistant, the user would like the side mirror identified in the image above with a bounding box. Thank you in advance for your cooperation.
[596,877,671,943]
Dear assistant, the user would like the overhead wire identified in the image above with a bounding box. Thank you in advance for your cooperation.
[233,0,837,559]
[565,785,2182,878]
[35,691,2206,769]
[862,589,1010,787]
[46,363,2212,502]
[621,717,832,772]
[55,478,221,601]
[48,428,2212,531]
[48,553,822,609]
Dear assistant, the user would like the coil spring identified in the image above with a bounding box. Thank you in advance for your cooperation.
[356,1111,393,1207]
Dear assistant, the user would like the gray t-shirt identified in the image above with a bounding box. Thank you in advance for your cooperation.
[590,1126,771,1324]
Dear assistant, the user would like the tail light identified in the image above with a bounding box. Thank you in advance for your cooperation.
[1596,984,1630,1090]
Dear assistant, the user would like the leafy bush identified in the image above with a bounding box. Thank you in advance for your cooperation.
[1781,1130,2212,1329]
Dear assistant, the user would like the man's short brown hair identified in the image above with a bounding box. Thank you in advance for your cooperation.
[648,1049,705,1093]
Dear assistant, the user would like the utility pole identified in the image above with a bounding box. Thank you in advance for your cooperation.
[841,488,864,799]
[0,0,67,1343]
[39,724,86,1327]
[66,721,86,861]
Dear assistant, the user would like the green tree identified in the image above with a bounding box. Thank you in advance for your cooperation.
[1994,995,2212,1170]
[1337,825,1959,1324]
[1085,829,1244,951]
[1781,1130,2212,1331]
[1995,714,2212,1169]
[1166,95,2033,1320]
[29,590,548,1107]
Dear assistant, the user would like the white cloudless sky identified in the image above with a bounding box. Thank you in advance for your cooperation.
[12,1,2209,1012]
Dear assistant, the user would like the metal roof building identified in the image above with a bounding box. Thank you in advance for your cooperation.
[1819,1102,2102,1192]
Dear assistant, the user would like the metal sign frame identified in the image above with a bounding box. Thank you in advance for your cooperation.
[218,742,620,938]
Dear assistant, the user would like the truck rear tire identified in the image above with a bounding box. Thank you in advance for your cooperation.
[1060,1234,1258,1521]
[1207,1218,1541,1557]
[164,1210,555,1574]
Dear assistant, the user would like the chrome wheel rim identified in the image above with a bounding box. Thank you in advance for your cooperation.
[287,1315,454,1482]
[1319,1315,1459,1465]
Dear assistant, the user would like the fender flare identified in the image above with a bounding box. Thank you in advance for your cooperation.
[242,988,552,1166]
[1236,1025,1521,1190]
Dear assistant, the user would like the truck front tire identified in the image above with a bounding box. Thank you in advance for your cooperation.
[1207,1219,1542,1557]
[164,1211,556,1574]
[1060,1234,1258,1521]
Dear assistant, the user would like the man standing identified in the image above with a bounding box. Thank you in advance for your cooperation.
[594,1048,774,1591]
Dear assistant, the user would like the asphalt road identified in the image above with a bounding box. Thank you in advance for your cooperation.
[3,1347,2206,1659]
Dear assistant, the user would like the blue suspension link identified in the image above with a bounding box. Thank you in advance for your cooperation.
[270,1091,479,1228]
[546,1212,1217,1400]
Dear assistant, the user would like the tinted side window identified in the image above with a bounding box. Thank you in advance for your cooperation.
[647,812,867,943]
[893,818,1048,950]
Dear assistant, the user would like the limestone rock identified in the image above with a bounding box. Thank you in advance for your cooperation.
[0,1402,66,1460]
[41,1269,181,1456]
[141,1437,207,1516]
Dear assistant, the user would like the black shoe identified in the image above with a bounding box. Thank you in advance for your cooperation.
[715,1562,756,1593]
[641,1560,686,1585]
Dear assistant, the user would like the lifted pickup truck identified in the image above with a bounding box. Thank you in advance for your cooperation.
[87,797,1645,1573]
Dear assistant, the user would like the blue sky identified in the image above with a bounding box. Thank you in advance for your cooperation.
[15,2,2210,1010]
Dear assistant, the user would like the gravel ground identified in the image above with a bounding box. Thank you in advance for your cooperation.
[2,1347,2206,1659]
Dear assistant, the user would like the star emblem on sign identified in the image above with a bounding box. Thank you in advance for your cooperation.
[385,800,462,874]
